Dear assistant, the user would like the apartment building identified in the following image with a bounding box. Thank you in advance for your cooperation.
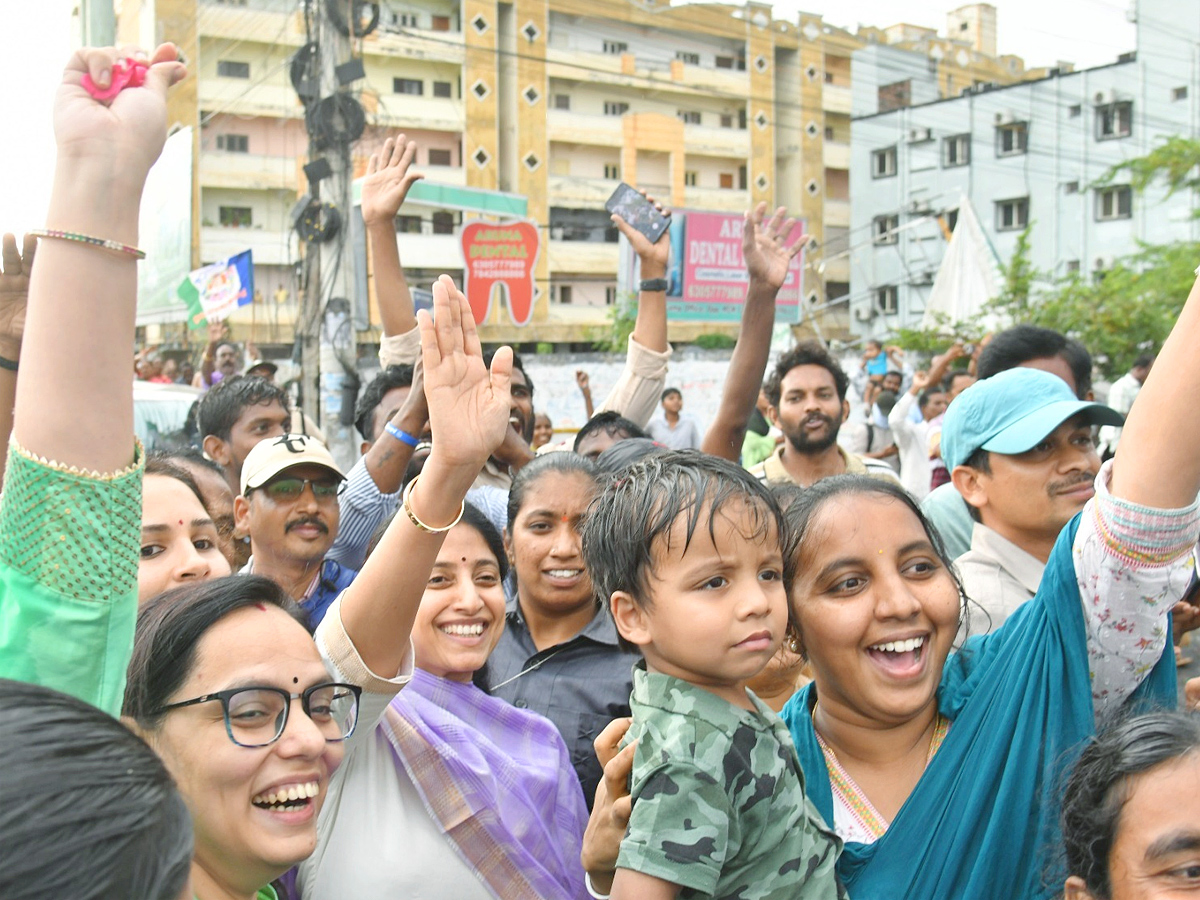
[848,0,1199,340]
[122,0,1043,346]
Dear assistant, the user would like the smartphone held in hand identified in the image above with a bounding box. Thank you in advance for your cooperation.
[604,183,671,245]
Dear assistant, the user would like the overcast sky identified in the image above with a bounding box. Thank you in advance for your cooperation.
[0,0,1137,236]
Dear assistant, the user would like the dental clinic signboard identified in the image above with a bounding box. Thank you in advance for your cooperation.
[460,220,540,327]
[667,211,806,322]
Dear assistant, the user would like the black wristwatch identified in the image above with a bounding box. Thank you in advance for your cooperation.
[639,278,669,292]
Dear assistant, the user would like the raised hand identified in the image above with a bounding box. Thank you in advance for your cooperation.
[610,191,671,273]
[742,202,804,292]
[55,44,186,183]
[0,234,35,361]
[418,274,512,469]
[361,135,424,228]
[576,369,590,393]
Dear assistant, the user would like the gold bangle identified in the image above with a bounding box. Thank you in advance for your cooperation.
[401,475,464,534]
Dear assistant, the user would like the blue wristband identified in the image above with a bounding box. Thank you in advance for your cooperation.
[385,423,420,447]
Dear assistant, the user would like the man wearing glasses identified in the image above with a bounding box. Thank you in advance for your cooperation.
[234,434,357,629]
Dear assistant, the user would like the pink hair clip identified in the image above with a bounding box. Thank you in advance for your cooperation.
[81,57,148,102]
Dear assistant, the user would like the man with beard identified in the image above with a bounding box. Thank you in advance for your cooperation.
[233,433,355,629]
[943,368,1125,637]
[750,340,900,486]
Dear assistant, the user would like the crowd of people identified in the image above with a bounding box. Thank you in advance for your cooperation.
[0,44,1197,900]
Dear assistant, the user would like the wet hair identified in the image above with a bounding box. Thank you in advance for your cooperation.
[0,680,193,900]
[581,451,784,650]
[365,502,508,583]
[506,452,600,528]
[594,437,669,475]
[977,325,1093,399]
[122,575,305,729]
[353,365,415,442]
[1061,710,1200,899]
[661,387,682,402]
[196,375,290,442]
[765,340,850,407]
[572,410,649,453]
[144,455,208,511]
[780,475,973,647]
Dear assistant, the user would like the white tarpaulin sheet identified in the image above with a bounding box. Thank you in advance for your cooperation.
[921,196,1002,330]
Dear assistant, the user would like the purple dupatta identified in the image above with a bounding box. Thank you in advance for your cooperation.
[380,668,590,900]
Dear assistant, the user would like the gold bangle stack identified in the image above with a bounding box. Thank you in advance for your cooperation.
[401,475,465,534]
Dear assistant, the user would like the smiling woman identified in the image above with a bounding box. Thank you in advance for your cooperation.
[483,452,641,807]
[297,504,590,899]
[139,458,231,602]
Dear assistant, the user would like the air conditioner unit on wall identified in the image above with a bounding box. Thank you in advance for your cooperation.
[1094,255,1114,270]
[1093,89,1115,106]
[854,306,878,322]
[905,199,932,215]
[908,126,933,143]
[994,110,1017,125]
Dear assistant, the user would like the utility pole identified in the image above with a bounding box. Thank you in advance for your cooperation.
[295,0,367,469]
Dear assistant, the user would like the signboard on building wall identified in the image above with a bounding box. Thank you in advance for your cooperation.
[459,219,540,326]
[136,127,194,325]
[669,211,806,322]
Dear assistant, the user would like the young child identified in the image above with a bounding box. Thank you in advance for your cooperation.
[580,451,845,900]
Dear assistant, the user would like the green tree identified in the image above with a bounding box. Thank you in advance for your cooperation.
[1096,135,1200,203]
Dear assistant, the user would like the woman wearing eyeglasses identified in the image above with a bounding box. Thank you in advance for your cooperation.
[119,277,514,900]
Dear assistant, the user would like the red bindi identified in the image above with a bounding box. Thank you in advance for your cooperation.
[254,602,267,611]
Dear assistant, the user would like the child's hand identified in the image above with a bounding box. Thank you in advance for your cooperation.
[581,717,635,893]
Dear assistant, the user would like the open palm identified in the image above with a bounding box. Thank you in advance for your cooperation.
[419,275,511,468]
[742,202,802,291]
[361,136,423,227]
[0,234,34,358]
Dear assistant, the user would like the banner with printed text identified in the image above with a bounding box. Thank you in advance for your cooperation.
[670,212,806,322]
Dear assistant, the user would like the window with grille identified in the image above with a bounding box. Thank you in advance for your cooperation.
[216,134,249,152]
[1095,185,1132,221]
[217,60,250,78]
[603,101,629,116]
[995,197,1029,231]
[219,206,252,227]
[873,214,899,245]
[432,81,452,98]
[995,123,1027,156]
[1095,102,1132,140]
[942,134,969,167]
[428,149,452,166]
[393,78,423,95]
[871,147,897,178]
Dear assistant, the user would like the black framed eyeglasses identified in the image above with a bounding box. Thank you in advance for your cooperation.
[153,682,362,748]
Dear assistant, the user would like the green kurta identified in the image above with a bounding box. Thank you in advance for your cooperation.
[0,441,143,716]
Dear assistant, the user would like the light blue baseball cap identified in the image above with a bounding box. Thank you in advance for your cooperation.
[941,367,1125,470]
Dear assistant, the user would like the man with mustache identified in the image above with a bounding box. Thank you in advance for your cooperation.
[233,433,355,629]
[750,340,901,487]
[943,368,1125,637]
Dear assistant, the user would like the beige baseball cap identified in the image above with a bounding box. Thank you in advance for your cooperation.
[240,433,345,495]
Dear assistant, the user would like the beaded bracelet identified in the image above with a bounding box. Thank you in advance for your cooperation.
[0,356,17,372]
[384,422,420,448]
[401,475,464,534]
[28,228,145,260]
